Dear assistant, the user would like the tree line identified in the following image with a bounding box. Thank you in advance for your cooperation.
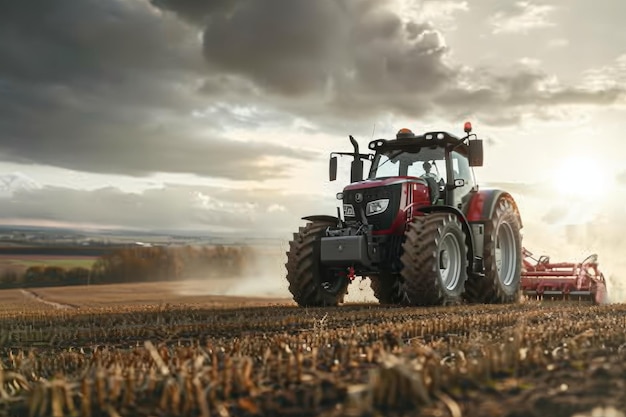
[0,245,256,289]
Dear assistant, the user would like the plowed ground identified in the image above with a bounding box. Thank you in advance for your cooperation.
[0,283,625,417]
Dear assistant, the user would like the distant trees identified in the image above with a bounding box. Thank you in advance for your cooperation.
[90,245,253,283]
[0,245,255,289]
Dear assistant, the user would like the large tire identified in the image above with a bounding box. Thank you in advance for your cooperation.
[465,197,522,304]
[369,273,407,304]
[399,213,468,306]
[285,220,349,307]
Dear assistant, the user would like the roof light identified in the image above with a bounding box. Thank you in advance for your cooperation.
[396,128,415,139]
[464,121,472,133]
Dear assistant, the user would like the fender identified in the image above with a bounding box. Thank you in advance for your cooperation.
[465,189,523,228]
[302,215,344,226]
[416,206,476,274]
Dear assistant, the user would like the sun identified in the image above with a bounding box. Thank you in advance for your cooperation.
[550,156,608,200]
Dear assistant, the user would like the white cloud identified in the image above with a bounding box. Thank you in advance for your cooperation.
[490,1,556,34]
[583,54,626,90]
[398,0,469,30]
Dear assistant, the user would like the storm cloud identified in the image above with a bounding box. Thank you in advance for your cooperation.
[1,0,624,180]
[0,0,312,180]
[159,0,624,128]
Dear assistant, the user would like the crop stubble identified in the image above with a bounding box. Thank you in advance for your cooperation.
[0,292,625,417]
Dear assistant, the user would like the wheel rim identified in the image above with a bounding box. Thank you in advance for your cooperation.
[439,232,462,291]
[495,222,516,286]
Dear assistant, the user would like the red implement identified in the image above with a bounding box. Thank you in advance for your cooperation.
[521,248,608,304]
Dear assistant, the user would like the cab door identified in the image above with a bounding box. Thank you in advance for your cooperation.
[451,151,475,210]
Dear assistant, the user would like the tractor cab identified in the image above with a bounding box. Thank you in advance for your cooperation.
[366,127,481,208]
[328,123,484,231]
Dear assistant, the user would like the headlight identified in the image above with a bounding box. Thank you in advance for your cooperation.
[343,204,355,217]
[366,199,389,216]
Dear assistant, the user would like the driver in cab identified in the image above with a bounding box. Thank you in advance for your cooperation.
[421,161,439,182]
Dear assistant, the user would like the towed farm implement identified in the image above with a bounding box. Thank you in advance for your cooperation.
[285,122,609,307]
[521,248,608,304]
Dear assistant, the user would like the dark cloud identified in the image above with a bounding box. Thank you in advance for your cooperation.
[1,0,624,181]
[175,0,622,129]
[0,0,201,83]
[0,184,335,236]
[0,0,310,180]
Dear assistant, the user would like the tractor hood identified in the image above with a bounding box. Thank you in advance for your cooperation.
[343,176,427,191]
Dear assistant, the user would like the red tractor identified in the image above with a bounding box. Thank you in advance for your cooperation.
[285,123,525,307]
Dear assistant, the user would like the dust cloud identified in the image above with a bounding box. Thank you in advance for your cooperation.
[217,242,377,303]
[170,241,377,302]
[218,244,291,298]
[520,206,626,305]
[171,244,290,298]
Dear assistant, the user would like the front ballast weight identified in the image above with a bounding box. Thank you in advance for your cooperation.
[320,223,380,269]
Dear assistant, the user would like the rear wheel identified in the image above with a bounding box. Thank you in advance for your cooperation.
[465,197,522,304]
[399,213,468,306]
[285,220,349,307]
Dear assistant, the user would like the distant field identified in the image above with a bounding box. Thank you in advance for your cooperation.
[0,279,293,312]
[0,254,97,270]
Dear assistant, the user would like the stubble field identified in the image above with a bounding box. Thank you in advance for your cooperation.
[0,281,625,417]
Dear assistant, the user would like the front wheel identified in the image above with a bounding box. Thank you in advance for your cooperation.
[399,213,468,306]
[285,221,349,307]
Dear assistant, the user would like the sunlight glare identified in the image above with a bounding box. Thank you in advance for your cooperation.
[550,156,608,200]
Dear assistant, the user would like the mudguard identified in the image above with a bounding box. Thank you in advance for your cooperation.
[465,189,523,227]
[417,206,476,274]
[302,215,344,226]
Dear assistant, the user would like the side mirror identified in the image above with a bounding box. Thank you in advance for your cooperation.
[468,140,483,167]
[329,156,338,181]
[453,178,465,187]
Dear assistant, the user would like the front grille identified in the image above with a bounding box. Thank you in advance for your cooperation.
[344,184,402,231]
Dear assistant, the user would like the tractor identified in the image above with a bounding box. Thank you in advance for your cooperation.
[285,123,525,307]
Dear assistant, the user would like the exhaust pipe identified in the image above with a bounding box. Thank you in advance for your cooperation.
[349,135,363,183]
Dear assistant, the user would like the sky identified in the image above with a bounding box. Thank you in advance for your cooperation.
[1,0,626,288]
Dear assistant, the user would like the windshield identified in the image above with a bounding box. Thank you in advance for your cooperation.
[369,148,447,182]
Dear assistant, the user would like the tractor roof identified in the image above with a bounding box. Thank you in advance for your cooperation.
[368,131,469,157]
